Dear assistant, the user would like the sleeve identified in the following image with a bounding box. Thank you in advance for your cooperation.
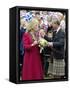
[22,33,32,50]
[53,32,65,48]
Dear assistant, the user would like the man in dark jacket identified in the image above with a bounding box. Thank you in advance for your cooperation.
[41,20,65,78]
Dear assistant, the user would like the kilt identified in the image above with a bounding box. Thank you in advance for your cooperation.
[52,59,65,76]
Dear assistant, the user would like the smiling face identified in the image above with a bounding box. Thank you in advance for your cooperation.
[39,29,45,38]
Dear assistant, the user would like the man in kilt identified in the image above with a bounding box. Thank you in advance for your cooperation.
[41,19,65,78]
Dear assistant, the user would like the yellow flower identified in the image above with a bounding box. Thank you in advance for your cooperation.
[39,38,48,47]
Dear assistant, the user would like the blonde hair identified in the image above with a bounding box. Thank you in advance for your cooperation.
[39,29,46,39]
[39,29,45,33]
[27,18,39,32]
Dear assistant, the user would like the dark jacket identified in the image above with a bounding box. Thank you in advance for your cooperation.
[44,29,65,59]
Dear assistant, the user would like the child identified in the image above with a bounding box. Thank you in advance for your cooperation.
[38,29,50,77]
[38,29,48,53]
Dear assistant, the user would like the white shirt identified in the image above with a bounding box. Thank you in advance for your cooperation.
[56,26,61,33]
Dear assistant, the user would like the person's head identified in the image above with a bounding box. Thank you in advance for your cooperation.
[35,12,40,21]
[39,29,46,38]
[57,12,64,21]
[27,18,39,32]
[20,19,28,28]
[52,19,60,30]
[42,11,48,15]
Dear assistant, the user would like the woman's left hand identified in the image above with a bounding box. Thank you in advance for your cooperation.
[33,41,38,45]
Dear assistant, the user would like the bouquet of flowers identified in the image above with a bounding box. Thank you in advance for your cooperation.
[38,37,48,53]
[38,38,48,47]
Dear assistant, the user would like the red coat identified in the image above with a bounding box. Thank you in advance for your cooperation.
[22,32,43,80]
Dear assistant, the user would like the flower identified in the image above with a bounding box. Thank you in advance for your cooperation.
[38,38,48,47]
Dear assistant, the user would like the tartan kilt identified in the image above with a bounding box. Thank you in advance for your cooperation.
[47,58,53,74]
[52,59,65,76]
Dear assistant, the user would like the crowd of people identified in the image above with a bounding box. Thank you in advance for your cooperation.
[20,10,66,80]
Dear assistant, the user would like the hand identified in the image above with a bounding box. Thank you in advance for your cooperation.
[47,42,53,47]
[31,41,38,46]
[33,41,38,45]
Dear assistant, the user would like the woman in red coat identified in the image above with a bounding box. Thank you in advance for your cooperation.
[22,19,43,80]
